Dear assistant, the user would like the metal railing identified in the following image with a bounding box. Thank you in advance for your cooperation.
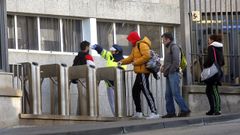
[189,0,240,85]
[124,70,166,116]
[9,63,169,118]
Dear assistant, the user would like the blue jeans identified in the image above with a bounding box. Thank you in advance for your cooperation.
[165,72,189,114]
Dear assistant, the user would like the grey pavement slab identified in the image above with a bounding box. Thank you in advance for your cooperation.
[1,113,240,135]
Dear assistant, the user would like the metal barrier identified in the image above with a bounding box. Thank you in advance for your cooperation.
[68,65,97,117]
[124,70,166,116]
[10,62,41,115]
[96,67,126,117]
[40,63,68,115]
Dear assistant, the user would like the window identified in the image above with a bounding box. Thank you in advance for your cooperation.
[116,23,137,55]
[97,22,114,50]
[7,15,15,49]
[17,16,38,50]
[40,17,60,51]
[62,19,82,52]
[140,24,162,57]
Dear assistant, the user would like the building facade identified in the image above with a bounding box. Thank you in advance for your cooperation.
[189,0,240,85]
[3,0,181,116]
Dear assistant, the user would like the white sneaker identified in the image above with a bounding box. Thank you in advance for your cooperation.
[146,113,160,119]
[132,112,143,118]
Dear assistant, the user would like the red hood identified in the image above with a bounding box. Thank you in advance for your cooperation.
[127,32,141,46]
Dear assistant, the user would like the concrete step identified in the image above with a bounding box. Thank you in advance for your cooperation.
[1,113,240,135]
[0,72,14,88]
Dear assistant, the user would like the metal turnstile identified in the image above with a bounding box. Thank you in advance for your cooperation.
[68,65,97,117]
[10,62,41,114]
[40,63,68,115]
[96,67,126,117]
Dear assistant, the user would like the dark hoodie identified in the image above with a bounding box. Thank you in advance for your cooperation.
[203,41,225,68]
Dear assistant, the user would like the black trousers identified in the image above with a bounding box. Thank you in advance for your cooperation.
[132,73,157,113]
[206,84,221,113]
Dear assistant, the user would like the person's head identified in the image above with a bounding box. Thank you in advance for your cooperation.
[127,31,141,46]
[161,32,174,45]
[208,34,222,45]
[109,44,123,55]
[80,40,90,52]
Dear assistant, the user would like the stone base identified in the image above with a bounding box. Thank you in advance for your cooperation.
[183,85,240,115]
[0,88,22,127]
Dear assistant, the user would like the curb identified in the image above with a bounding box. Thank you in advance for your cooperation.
[1,113,240,135]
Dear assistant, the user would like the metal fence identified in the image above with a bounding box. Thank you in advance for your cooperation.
[189,0,240,85]
[10,63,168,117]
[125,70,166,116]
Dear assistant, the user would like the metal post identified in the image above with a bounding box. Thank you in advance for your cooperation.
[114,67,126,117]
[40,64,68,115]
[60,63,69,115]
[30,62,41,114]
[0,0,9,71]
[68,65,98,117]
[96,67,127,117]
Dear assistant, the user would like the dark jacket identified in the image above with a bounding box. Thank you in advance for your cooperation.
[203,42,225,68]
[162,42,180,77]
[203,41,224,84]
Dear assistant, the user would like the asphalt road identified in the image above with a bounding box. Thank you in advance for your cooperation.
[126,119,240,135]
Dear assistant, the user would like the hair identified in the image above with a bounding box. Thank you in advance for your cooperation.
[161,32,174,41]
[209,34,222,42]
[80,40,90,50]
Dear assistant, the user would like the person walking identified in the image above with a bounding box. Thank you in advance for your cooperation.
[160,32,191,118]
[92,44,126,115]
[119,31,159,119]
[72,40,95,115]
[203,34,224,115]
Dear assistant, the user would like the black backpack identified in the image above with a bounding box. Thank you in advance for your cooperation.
[73,52,87,66]
[71,52,87,84]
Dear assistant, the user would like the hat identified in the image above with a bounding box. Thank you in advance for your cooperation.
[110,44,123,52]
[109,47,117,51]
[127,31,141,46]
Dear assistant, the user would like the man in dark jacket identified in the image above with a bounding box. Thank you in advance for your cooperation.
[160,32,191,118]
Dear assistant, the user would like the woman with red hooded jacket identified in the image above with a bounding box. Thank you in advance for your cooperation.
[119,31,159,119]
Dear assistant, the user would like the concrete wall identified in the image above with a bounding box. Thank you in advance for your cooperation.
[0,72,22,127]
[183,85,240,116]
[7,0,180,24]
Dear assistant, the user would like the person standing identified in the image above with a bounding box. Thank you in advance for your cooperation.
[92,44,126,115]
[72,40,95,115]
[203,34,224,115]
[160,32,191,118]
[119,31,159,119]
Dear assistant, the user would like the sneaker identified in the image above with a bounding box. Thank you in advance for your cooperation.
[146,113,160,119]
[214,112,221,115]
[132,112,143,118]
[161,113,176,118]
[178,110,191,117]
[206,111,214,115]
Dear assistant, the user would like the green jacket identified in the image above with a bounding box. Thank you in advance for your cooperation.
[101,49,127,70]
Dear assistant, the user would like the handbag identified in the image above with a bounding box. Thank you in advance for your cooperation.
[201,47,222,81]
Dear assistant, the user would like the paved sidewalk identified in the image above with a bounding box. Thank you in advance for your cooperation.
[1,113,240,135]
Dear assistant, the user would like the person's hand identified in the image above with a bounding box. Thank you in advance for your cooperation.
[160,65,164,73]
[118,61,122,66]
[91,44,98,50]
[92,44,103,54]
